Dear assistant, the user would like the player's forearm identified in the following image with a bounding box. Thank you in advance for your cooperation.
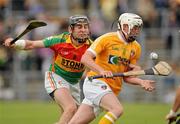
[4,37,45,50]
[81,51,104,74]
[81,57,104,74]
[24,40,44,50]
[11,39,44,50]
[123,76,143,85]
[81,68,90,79]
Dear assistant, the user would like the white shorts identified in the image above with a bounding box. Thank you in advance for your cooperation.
[82,77,113,115]
[44,71,80,104]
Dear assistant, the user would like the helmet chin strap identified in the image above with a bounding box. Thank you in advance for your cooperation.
[121,30,135,43]
[76,38,88,43]
[127,35,136,42]
[71,34,88,43]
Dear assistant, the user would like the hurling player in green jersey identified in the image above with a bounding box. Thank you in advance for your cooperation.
[4,15,92,124]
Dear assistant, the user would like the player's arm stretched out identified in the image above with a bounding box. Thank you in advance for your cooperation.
[3,38,44,50]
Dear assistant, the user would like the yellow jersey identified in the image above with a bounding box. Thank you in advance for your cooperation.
[87,31,141,95]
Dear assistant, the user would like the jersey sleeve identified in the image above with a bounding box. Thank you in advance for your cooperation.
[88,35,107,56]
[43,32,69,48]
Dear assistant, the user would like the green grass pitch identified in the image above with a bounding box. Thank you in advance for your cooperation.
[0,101,171,124]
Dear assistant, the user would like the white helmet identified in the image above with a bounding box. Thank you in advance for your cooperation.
[118,13,143,35]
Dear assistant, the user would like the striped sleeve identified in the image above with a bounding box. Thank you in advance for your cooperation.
[43,32,69,47]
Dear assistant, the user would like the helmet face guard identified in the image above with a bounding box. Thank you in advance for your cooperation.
[118,13,143,42]
[69,15,90,43]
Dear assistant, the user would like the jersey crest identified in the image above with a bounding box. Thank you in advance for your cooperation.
[108,55,130,66]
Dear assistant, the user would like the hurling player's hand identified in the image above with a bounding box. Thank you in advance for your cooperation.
[99,70,113,78]
[140,80,155,92]
[3,38,14,48]
[166,110,177,123]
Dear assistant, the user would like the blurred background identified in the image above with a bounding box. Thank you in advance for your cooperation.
[0,0,179,107]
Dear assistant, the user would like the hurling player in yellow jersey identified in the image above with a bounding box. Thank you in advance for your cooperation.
[69,13,155,124]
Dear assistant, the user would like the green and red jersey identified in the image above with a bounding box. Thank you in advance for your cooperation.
[43,32,92,84]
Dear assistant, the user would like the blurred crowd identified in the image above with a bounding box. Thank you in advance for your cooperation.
[0,0,180,77]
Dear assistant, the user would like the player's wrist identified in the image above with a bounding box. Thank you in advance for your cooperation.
[14,39,26,50]
[169,109,177,116]
[138,79,144,86]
